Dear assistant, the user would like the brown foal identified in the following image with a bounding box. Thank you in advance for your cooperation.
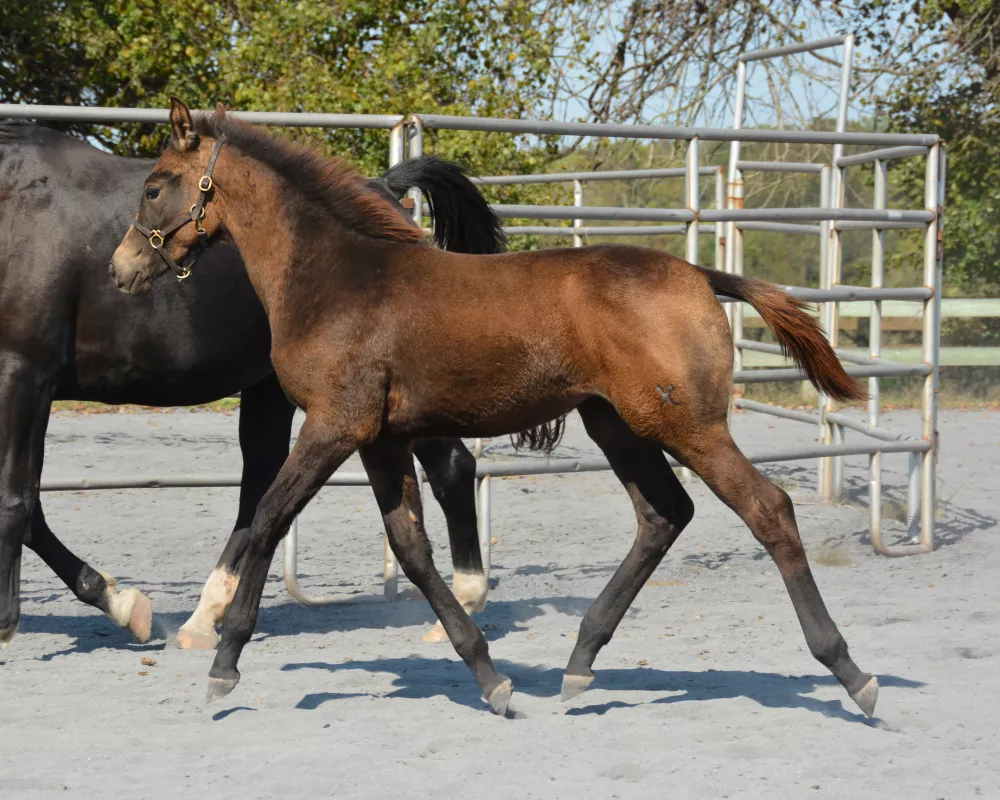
[110,99,878,719]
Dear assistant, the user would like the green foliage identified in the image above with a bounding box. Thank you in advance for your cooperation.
[853,0,1000,295]
[0,0,566,177]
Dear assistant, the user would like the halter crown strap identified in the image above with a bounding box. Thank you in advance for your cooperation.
[132,135,227,280]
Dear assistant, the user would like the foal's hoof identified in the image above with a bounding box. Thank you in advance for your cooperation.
[421,621,449,644]
[176,626,220,651]
[0,621,17,649]
[486,677,513,716]
[849,675,879,718]
[560,671,595,702]
[206,674,240,703]
[125,590,153,643]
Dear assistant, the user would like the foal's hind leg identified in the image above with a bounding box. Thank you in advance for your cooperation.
[673,423,878,717]
[361,438,511,715]
[178,374,295,649]
[562,399,694,700]
[412,438,486,643]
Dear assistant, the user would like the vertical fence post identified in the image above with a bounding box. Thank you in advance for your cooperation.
[477,475,492,581]
[817,164,833,498]
[868,157,886,542]
[827,34,854,504]
[725,61,747,412]
[714,167,725,275]
[919,143,943,552]
[405,115,424,223]
[679,138,700,481]
[382,120,407,600]
[573,179,584,247]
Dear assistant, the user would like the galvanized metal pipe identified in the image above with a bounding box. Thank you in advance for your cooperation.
[920,144,944,552]
[412,113,939,147]
[714,168,725,275]
[735,337,874,366]
[573,180,584,248]
[283,519,388,606]
[817,164,833,497]
[735,160,824,174]
[0,103,404,129]
[825,33,855,504]
[472,167,718,185]
[869,158,886,554]
[734,398,818,425]
[477,476,492,580]
[490,205,933,224]
[737,221,822,236]
[1,102,941,146]
[836,146,929,168]
[833,220,928,231]
[739,35,848,62]
[825,412,919,444]
[735,362,931,383]
[502,225,693,237]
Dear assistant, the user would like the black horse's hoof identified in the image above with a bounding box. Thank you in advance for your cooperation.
[486,677,513,716]
[560,670,595,702]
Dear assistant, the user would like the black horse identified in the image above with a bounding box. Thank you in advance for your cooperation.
[0,119,513,650]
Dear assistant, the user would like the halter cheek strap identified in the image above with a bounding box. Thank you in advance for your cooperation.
[132,135,227,280]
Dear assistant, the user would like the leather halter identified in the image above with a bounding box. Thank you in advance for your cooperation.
[131,135,226,281]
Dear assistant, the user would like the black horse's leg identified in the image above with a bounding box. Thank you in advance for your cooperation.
[411,437,486,643]
[24,504,152,641]
[207,411,355,700]
[561,399,694,701]
[177,373,295,649]
[0,355,53,646]
[361,438,511,715]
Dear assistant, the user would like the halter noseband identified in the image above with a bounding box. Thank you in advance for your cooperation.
[132,135,227,281]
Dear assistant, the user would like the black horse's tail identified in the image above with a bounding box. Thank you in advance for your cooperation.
[376,155,565,454]
[378,155,507,255]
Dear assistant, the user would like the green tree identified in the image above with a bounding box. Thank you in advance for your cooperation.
[0,0,566,177]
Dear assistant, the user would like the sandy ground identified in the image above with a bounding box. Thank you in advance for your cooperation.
[1,407,998,799]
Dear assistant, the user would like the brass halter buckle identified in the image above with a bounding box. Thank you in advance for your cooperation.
[175,265,192,281]
[190,204,207,234]
[198,175,213,192]
[147,230,164,249]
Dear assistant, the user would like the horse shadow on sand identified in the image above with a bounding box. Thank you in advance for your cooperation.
[12,582,598,659]
[280,654,922,727]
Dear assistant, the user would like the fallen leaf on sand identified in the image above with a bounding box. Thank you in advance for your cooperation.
[138,671,148,676]
[637,659,648,666]
[141,657,157,666]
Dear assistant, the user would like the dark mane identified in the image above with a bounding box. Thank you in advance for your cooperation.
[190,112,425,245]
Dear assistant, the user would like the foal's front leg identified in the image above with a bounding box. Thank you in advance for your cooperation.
[361,438,511,715]
[207,412,353,700]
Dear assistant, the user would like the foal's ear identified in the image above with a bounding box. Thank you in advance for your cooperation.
[212,102,227,125]
[168,97,198,152]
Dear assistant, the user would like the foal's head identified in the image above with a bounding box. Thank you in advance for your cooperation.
[110,98,228,293]
[110,97,426,294]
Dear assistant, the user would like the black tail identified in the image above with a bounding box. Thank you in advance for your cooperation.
[376,155,564,453]
[377,155,507,255]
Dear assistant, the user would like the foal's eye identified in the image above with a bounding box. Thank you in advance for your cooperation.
[145,186,160,200]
